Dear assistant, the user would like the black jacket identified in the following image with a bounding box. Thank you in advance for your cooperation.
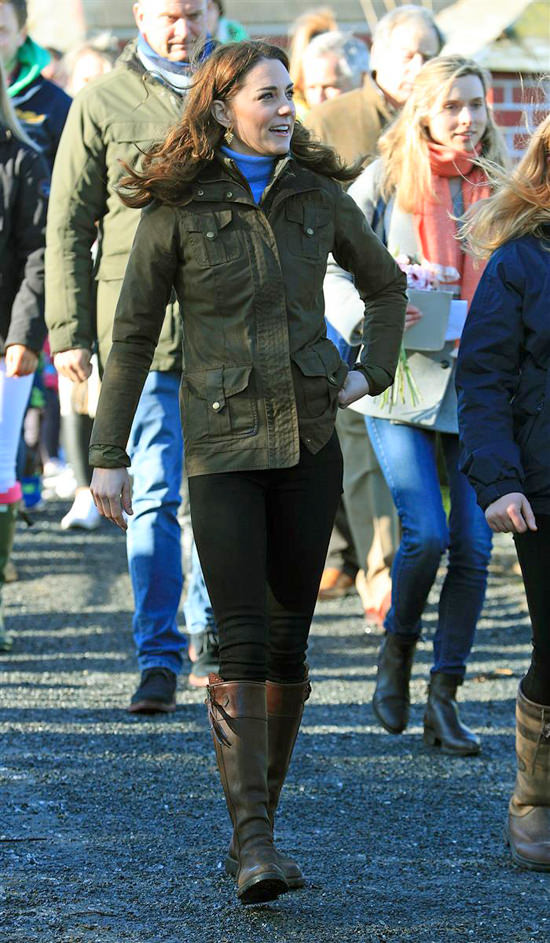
[457,227,550,513]
[12,74,71,170]
[0,127,50,356]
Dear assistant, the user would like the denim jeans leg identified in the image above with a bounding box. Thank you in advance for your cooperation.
[126,370,186,674]
[433,434,493,678]
[365,418,448,639]
[183,541,217,637]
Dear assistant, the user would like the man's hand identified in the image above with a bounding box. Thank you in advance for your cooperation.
[485,492,537,534]
[4,345,38,377]
[90,467,133,532]
[54,348,92,382]
[338,369,370,408]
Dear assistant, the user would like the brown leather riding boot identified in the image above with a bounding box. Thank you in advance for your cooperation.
[372,633,418,734]
[506,684,550,871]
[423,672,481,756]
[206,674,288,904]
[225,678,311,890]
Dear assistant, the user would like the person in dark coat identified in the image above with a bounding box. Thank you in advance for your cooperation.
[0,0,71,168]
[0,57,49,651]
[456,115,550,873]
[89,40,406,905]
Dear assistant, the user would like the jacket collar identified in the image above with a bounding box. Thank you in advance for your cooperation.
[183,154,324,208]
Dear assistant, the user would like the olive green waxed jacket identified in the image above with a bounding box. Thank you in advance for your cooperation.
[45,41,185,372]
[89,155,407,477]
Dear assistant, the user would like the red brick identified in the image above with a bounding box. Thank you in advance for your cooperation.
[532,109,550,125]
[494,109,525,127]
[488,86,505,104]
[514,132,531,150]
[513,85,547,104]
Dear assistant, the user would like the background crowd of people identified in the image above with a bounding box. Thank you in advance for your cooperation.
[0,0,549,899]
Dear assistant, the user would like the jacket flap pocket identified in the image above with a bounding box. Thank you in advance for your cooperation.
[181,209,233,235]
[292,342,345,385]
[223,364,252,397]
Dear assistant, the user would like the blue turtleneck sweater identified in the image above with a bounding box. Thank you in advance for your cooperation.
[221,145,276,204]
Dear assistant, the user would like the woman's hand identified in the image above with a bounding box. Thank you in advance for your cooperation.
[90,467,133,532]
[485,493,537,534]
[338,369,370,408]
[404,303,423,331]
[4,345,38,377]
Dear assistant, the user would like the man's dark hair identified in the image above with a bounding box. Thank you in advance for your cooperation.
[4,0,28,29]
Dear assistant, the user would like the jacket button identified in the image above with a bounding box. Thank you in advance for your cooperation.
[197,189,204,196]
[440,360,450,369]
[226,191,233,198]
[212,401,221,411]
[328,375,338,386]
[206,231,215,239]
[306,227,314,236]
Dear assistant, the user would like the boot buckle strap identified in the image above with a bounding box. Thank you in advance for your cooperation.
[206,687,233,747]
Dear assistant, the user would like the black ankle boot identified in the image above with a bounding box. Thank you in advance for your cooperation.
[423,672,480,756]
[372,633,418,734]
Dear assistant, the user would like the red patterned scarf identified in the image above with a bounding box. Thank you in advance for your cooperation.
[413,141,491,308]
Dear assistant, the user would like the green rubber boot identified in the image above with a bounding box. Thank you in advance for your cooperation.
[0,502,18,652]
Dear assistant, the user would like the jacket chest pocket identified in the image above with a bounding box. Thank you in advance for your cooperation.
[183,364,257,440]
[292,342,347,420]
[284,200,332,261]
[181,209,242,269]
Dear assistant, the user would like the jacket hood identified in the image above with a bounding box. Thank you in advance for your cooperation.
[8,37,50,98]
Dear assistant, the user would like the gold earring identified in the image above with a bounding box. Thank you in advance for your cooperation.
[224,127,234,145]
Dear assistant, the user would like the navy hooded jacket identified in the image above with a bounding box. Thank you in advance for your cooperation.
[456,227,550,513]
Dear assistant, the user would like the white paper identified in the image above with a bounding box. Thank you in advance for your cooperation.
[445,300,468,342]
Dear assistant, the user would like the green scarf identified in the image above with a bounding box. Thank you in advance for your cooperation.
[8,37,50,98]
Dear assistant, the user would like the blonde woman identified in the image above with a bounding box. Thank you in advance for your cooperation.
[0,59,49,650]
[457,116,550,870]
[324,56,508,754]
[288,6,337,120]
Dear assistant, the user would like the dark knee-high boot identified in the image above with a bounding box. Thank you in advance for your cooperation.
[506,684,550,871]
[225,678,311,889]
[206,674,288,904]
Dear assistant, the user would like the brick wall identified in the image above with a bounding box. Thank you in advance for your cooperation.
[488,73,550,160]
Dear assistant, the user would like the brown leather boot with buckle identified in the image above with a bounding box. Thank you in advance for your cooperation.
[225,677,311,890]
[206,674,288,904]
[506,683,550,871]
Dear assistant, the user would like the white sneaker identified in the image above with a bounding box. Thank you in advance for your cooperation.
[61,489,101,531]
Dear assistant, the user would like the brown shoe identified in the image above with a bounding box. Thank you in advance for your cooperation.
[506,684,550,871]
[225,677,311,890]
[206,675,288,904]
[127,668,177,714]
[318,567,355,600]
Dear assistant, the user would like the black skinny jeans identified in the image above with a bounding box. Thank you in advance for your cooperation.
[514,513,550,705]
[189,432,343,683]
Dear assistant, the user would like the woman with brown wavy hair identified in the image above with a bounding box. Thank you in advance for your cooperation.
[88,39,406,904]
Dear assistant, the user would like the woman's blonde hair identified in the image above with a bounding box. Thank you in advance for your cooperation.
[460,114,550,257]
[378,55,508,212]
[288,6,337,109]
[0,58,36,148]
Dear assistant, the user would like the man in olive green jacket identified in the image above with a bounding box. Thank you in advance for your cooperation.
[46,0,214,712]
[304,5,443,623]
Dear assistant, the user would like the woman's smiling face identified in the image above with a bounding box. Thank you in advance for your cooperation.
[427,74,488,152]
[213,58,296,158]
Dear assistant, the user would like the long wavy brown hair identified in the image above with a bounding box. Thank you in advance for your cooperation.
[460,114,550,258]
[119,40,358,208]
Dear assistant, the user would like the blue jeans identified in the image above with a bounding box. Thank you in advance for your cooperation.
[126,371,186,674]
[365,418,492,678]
[183,542,217,636]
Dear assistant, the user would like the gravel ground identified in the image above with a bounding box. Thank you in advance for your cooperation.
[1,499,549,943]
